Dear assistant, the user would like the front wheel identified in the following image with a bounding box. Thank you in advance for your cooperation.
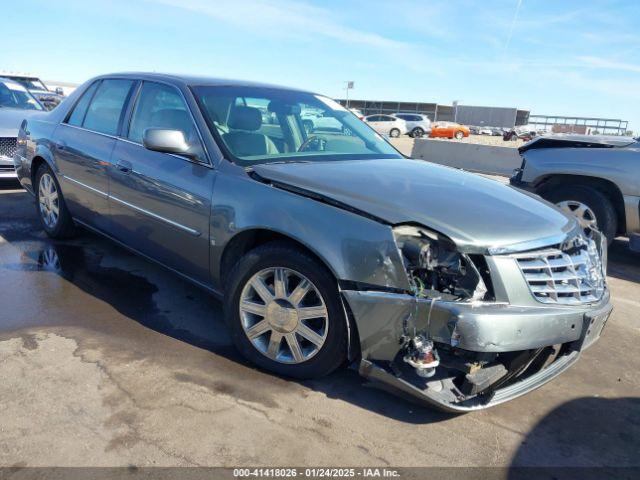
[225,243,348,379]
[35,163,76,238]
[454,130,465,140]
[389,128,401,138]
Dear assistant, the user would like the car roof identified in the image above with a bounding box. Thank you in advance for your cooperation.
[0,76,28,89]
[93,72,317,94]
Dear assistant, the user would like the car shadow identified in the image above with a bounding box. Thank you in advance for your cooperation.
[508,396,640,477]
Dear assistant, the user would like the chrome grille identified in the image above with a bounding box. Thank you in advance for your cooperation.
[0,137,17,160]
[512,235,605,305]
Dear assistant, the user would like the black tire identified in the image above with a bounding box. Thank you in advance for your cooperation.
[389,128,401,138]
[34,163,76,238]
[454,130,464,140]
[224,242,348,379]
[411,127,424,138]
[542,185,617,244]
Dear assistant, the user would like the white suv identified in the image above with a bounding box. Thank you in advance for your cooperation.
[393,113,432,138]
[363,114,408,138]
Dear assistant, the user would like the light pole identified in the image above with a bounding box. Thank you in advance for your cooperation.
[453,100,460,123]
[344,81,354,108]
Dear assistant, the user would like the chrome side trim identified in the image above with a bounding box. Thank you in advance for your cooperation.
[60,123,119,141]
[110,194,201,237]
[62,174,200,236]
[61,175,108,198]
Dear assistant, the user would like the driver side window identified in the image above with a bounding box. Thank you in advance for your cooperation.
[128,81,204,160]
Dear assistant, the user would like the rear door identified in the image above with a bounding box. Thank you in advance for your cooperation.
[53,79,135,231]
[108,81,215,284]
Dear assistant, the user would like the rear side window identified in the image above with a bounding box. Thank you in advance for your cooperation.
[67,82,99,127]
[82,79,134,136]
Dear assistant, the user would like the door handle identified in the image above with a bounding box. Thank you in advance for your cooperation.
[115,160,133,174]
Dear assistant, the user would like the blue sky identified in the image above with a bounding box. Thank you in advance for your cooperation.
[3,0,639,131]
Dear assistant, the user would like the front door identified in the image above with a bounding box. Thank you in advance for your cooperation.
[108,81,215,284]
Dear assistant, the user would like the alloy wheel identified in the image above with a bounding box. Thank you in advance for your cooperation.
[38,173,60,229]
[239,267,329,364]
[557,200,598,236]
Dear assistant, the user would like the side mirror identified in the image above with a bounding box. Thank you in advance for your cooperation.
[54,87,64,96]
[143,128,193,156]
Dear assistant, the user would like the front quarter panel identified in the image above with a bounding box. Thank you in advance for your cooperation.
[209,166,410,291]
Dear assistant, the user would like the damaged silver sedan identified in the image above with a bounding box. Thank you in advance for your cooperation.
[15,73,612,411]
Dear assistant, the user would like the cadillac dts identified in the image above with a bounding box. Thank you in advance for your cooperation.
[14,73,612,411]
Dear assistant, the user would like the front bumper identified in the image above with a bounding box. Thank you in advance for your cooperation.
[343,289,612,412]
[0,156,17,178]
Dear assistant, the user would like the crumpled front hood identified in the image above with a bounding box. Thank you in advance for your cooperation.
[0,109,44,137]
[253,158,576,252]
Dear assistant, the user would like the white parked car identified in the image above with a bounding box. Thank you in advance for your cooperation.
[393,113,432,138]
[363,114,408,138]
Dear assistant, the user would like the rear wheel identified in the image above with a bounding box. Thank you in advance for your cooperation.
[35,163,76,238]
[454,130,465,140]
[389,128,401,138]
[411,127,424,138]
[543,185,617,243]
[225,242,348,379]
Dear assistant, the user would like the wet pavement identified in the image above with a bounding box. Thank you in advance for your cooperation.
[0,178,639,468]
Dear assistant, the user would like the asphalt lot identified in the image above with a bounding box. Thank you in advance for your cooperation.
[0,177,639,468]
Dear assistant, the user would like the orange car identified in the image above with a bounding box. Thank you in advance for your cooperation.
[429,122,470,140]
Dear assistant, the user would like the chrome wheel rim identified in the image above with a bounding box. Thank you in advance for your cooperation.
[557,200,598,236]
[239,267,329,364]
[38,173,59,229]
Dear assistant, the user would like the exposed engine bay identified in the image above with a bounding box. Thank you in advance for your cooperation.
[393,225,489,302]
[377,225,603,410]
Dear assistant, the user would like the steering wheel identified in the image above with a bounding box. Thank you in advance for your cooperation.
[298,135,326,152]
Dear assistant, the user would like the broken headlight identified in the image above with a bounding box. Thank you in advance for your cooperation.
[393,225,488,301]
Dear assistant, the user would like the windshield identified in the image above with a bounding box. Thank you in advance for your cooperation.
[10,77,48,91]
[192,86,402,166]
[0,81,44,110]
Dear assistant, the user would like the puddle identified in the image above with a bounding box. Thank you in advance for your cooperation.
[0,239,234,356]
